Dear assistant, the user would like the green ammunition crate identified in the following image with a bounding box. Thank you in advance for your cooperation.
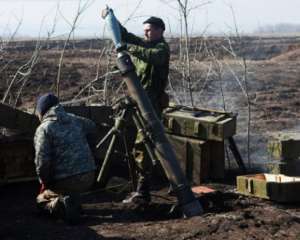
[209,140,225,180]
[0,103,39,137]
[166,134,225,184]
[237,173,300,202]
[166,134,210,184]
[268,132,300,160]
[0,105,114,185]
[0,103,113,138]
[0,137,36,185]
[162,106,236,141]
[268,161,300,176]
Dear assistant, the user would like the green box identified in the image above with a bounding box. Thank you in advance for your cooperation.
[0,103,39,137]
[163,106,236,141]
[0,103,113,138]
[268,161,300,176]
[0,138,36,185]
[0,105,114,185]
[166,134,210,184]
[268,133,300,160]
[209,140,225,180]
[166,134,225,184]
[237,173,300,202]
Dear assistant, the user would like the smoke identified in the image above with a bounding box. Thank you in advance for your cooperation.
[168,60,300,172]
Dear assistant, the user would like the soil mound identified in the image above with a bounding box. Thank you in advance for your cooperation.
[271,47,300,61]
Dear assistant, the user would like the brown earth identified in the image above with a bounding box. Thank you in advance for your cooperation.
[1,180,300,240]
[271,47,300,61]
[1,36,300,239]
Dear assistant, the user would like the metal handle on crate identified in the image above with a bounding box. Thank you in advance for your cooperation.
[168,117,174,131]
[246,179,254,193]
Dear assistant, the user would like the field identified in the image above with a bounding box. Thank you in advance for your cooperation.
[1,36,300,239]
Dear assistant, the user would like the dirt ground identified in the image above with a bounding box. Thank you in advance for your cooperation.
[1,36,300,239]
[1,179,300,240]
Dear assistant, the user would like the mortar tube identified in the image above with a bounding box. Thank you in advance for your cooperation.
[116,52,203,217]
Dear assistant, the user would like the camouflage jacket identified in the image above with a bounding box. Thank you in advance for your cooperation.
[120,25,170,110]
[34,105,96,184]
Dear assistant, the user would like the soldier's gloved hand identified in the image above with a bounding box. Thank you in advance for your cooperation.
[127,45,136,53]
[127,45,140,56]
[127,45,135,52]
[101,6,110,19]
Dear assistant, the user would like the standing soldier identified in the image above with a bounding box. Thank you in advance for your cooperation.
[34,93,96,224]
[102,9,170,204]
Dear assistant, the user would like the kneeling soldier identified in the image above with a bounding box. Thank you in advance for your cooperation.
[34,93,96,224]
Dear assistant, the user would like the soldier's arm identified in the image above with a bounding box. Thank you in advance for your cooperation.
[129,43,169,66]
[34,127,52,184]
[75,115,96,135]
[119,23,145,46]
[73,115,97,148]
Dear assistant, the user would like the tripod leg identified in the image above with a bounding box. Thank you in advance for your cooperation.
[97,133,117,187]
[96,127,115,149]
[228,136,247,173]
[96,108,129,187]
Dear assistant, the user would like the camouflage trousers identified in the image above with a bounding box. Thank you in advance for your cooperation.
[36,171,95,217]
[133,140,152,192]
[133,102,162,190]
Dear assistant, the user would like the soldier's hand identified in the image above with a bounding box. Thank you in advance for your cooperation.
[127,45,138,54]
[101,6,110,19]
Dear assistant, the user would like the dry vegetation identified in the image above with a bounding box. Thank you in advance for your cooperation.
[1,35,300,239]
[2,36,300,162]
[1,0,300,238]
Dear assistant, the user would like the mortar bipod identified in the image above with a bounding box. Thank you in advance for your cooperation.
[96,97,157,188]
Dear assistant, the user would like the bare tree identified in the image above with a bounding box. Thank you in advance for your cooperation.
[0,13,23,54]
[0,14,23,104]
[161,0,210,107]
[71,0,148,106]
[56,0,94,99]
[1,5,62,107]
[223,5,251,168]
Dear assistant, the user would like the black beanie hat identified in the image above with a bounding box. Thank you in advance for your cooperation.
[36,93,59,116]
[143,16,165,31]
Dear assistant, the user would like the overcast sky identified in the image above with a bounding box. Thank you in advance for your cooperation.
[1,0,300,38]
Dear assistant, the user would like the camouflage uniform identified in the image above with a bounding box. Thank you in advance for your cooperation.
[120,25,170,113]
[34,104,96,220]
[120,24,170,196]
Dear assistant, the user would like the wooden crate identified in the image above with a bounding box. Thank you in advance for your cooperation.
[163,106,236,141]
[166,134,225,184]
[0,138,36,184]
[237,173,300,202]
[268,132,300,160]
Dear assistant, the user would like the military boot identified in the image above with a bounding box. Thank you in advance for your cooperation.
[61,194,81,225]
[122,175,151,204]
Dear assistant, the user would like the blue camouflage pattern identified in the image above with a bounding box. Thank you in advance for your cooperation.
[34,105,96,184]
